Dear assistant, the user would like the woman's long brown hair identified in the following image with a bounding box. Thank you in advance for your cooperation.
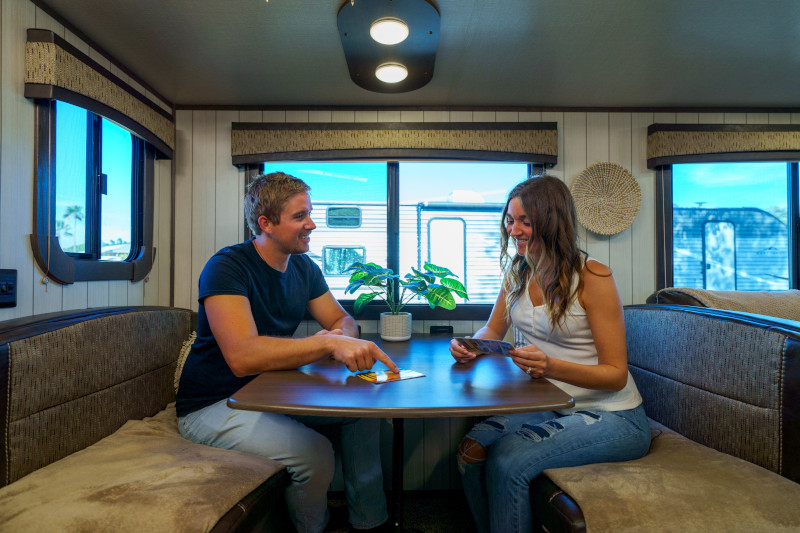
[500,176,586,332]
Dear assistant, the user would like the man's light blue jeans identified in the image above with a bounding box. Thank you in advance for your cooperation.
[179,399,388,533]
[458,405,650,533]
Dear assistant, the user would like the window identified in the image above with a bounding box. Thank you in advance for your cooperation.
[262,161,531,314]
[326,207,362,228]
[658,161,798,290]
[323,246,366,276]
[32,99,156,283]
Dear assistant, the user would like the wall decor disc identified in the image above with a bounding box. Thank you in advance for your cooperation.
[571,162,641,235]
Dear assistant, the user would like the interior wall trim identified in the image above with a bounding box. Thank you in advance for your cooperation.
[647,123,800,168]
[230,121,558,166]
[24,29,175,158]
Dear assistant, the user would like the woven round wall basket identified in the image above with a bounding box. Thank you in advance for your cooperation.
[571,162,641,235]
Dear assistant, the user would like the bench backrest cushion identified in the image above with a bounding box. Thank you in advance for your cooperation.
[0,307,194,486]
[624,304,800,482]
[648,287,800,321]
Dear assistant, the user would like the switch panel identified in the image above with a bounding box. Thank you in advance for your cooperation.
[0,269,17,308]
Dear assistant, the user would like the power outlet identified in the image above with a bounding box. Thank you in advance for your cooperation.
[0,269,17,308]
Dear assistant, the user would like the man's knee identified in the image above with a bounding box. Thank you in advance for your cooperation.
[458,437,487,465]
[287,432,336,484]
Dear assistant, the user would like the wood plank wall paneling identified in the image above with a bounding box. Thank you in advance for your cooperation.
[0,0,173,321]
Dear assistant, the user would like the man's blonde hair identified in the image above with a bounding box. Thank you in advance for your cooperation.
[244,172,310,235]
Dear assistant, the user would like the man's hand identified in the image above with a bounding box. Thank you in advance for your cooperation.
[326,335,400,374]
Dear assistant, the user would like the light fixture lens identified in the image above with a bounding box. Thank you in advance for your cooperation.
[370,17,409,45]
[375,63,408,83]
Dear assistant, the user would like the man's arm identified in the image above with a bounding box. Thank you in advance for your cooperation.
[307,290,359,337]
[205,293,399,376]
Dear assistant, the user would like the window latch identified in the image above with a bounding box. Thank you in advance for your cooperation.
[99,173,108,195]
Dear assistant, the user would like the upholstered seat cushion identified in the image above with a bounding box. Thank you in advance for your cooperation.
[0,404,286,533]
[541,421,800,532]
[649,288,800,321]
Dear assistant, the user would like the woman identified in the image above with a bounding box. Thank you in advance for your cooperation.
[451,176,650,533]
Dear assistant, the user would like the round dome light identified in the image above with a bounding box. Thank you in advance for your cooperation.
[375,63,408,83]
[370,17,409,45]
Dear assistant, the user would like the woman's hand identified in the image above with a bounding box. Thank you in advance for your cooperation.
[510,343,550,378]
[450,337,477,364]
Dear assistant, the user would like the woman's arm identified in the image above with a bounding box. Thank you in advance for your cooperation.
[450,289,511,363]
[511,261,629,391]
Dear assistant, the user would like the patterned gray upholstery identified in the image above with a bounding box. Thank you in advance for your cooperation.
[4,308,191,485]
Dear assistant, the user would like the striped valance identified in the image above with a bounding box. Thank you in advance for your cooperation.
[24,29,174,159]
[231,122,558,165]
[647,124,800,168]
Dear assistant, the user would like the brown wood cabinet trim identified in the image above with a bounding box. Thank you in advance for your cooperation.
[232,121,557,131]
[233,149,557,165]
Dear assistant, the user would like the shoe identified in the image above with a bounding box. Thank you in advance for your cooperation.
[324,504,350,532]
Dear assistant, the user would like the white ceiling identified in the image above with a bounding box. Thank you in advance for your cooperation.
[37,0,800,109]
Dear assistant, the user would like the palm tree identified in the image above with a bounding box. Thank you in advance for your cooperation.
[63,205,84,252]
[55,219,72,242]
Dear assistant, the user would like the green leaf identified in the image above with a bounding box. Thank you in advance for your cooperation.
[353,292,379,315]
[424,263,456,278]
[425,285,456,310]
[344,279,365,294]
[400,279,427,295]
[411,267,435,283]
[342,261,370,274]
[439,277,468,299]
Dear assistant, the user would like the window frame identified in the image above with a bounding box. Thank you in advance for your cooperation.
[31,99,157,284]
[246,161,542,321]
[655,161,800,290]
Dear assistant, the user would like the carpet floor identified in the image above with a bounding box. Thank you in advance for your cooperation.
[326,491,478,532]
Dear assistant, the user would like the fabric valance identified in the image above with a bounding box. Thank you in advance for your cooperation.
[24,29,174,159]
[647,123,800,168]
[230,122,558,166]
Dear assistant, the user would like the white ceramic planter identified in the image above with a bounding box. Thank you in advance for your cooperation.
[379,312,412,341]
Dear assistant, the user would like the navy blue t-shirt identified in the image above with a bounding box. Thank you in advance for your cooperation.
[176,239,328,417]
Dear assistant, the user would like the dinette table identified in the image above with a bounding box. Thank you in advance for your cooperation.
[228,333,574,532]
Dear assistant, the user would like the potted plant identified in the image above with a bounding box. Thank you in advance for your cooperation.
[343,262,468,341]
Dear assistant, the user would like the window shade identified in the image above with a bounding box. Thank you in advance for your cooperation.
[647,123,800,169]
[24,29,174,159]
[231,122,558,166]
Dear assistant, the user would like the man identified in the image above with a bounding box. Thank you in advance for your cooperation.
[176,172,398,533]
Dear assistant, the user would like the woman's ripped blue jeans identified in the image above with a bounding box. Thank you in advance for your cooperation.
[457,406,651,533]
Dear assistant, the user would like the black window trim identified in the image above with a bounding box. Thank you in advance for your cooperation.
[31,99,156,284]
[655,160,800,291]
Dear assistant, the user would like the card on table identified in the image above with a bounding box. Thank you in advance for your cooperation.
[356,369,426,384]
[454,337,513,356]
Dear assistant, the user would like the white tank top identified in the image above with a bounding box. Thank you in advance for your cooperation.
[509,261,642,413]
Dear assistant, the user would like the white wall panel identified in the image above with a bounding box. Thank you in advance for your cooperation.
[0,0,36,321]
[173,111,194,309]
[1,0,173,319]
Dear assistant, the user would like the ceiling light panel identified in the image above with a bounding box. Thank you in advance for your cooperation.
[338,0,440,93]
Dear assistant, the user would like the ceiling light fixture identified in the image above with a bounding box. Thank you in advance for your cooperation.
[375,63,408,83]
[337,0,440,93]
[370,17,409,45]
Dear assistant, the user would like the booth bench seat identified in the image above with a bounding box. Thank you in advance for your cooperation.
[531,304,800,532]
[0,307,290,533]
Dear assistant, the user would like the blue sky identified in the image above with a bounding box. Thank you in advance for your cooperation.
[263,161,528,204]
[672,162,787,211]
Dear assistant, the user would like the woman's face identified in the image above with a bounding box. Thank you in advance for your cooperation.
[506,197,535,256]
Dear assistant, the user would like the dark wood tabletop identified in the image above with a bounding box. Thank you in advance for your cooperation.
[228,334,574,417]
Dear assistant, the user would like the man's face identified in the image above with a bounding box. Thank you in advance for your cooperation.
[268,192,316,255]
